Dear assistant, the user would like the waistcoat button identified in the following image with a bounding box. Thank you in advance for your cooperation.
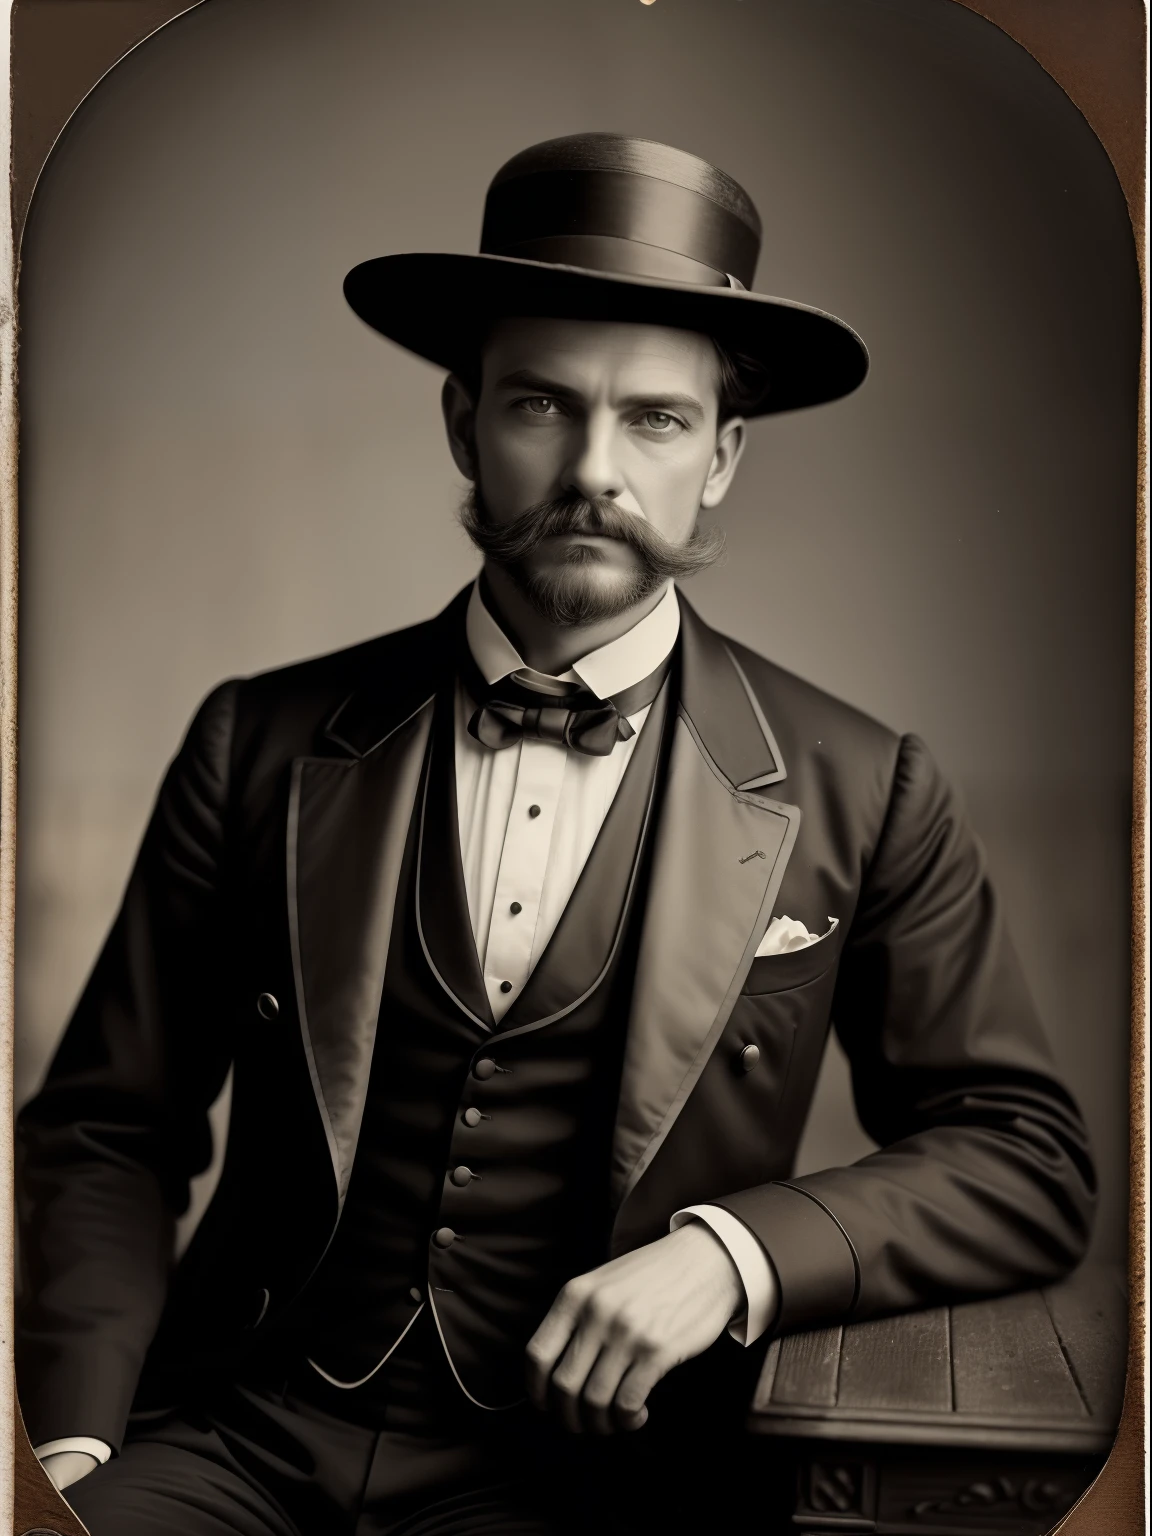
[528,803,542,818]
[473,1058,497,1080]
[499,980,513,994]
[409,1286,423,1303]
[432,1226,456,1249]
[256,993,279,1020]
[450,1165,474,1187]
[509,901,523,914]
[737,1043,760,1074]
[462,1107,483,1127]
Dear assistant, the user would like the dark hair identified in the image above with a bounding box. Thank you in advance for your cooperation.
[713,338,770,421]
[457,323,768,421]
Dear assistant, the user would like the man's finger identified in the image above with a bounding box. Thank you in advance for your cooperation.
[525,1288,583,1410]
[612,1350,675,1431]
[549,1324,606,1435]
[580,1338,638,1435]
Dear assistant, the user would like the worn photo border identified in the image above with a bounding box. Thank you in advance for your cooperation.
[0,3,1144,1531]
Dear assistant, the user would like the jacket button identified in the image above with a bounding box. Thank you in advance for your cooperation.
[256,993,279,1020]
[736,1043,760,1074]
[409,1286,423,1303]
[473,1057,497,1080]
[450,1165,474,1187]
[462,1107,483,1127]
[432,1226,456,1249]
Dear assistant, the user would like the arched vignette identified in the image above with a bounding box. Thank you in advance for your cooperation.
[11,2,210,257]
[2,3,1144,1533]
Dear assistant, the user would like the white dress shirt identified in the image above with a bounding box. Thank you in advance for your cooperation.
[455,579,678,1022]
[36,579,775,1465]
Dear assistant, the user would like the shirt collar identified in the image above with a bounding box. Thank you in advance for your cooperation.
[465,578,681,701]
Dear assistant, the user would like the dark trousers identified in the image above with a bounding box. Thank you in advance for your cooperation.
[65,1360,791,1535]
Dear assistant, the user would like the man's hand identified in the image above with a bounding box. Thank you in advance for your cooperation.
[526,1220,743,1434]
[40,1449,99,1492]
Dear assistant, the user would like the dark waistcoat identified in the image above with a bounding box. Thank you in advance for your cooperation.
[275,675,672,1411]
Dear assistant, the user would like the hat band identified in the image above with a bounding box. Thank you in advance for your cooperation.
[490,233,737,288]
[481,169,759,288]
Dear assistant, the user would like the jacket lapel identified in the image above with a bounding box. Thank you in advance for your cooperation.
[610,598,800,1214]
[288,591,467,1204]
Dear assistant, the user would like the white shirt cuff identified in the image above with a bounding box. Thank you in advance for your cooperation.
[671,1204,778,1345]
[34,1436,112,1464]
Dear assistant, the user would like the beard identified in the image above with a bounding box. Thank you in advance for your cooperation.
[457,485,726,627]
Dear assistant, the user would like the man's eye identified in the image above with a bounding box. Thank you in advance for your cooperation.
[521,396,559,415]
[641,410,680,432]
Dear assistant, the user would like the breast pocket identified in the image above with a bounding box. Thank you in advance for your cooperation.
[743,923,840,996]
[728,945,841,1122]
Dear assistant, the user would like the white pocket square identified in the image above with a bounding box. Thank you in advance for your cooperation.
[755,914,839,958]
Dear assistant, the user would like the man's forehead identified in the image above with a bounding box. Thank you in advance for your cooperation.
[481,316,719,386]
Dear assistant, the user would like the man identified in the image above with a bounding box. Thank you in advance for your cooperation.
[17,134,1094,1535]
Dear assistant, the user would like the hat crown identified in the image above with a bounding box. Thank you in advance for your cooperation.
[480,132,763,291]
[489,134,762,237]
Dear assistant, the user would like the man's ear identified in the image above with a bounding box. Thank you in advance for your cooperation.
[700,416,747,511]
[442,373,478,480]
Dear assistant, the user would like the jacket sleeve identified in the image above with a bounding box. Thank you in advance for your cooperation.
[714,733,1097,1337]
[16,680,241,1452]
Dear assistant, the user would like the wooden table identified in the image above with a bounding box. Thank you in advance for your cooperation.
[747,1266,1126,1536]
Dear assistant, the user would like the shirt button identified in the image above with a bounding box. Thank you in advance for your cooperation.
[528,804,541,818]
[432,1227,456,1249]
[473,1058,497,1080]
[256,993,279,1020]
[509,901,523,915]
[462,1107,483,1127]
[450,1165,474,1187]
[499,980,513,994]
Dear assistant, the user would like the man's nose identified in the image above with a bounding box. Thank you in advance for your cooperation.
[561,418,624,502]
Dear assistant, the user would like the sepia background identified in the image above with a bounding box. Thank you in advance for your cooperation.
[14,0,1138,1263]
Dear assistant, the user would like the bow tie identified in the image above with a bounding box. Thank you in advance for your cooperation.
[463,653,672,757]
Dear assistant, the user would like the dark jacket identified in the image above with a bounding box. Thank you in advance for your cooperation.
[15,587,1096,1452]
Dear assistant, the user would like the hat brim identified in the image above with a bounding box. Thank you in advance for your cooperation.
[342,252,868,416]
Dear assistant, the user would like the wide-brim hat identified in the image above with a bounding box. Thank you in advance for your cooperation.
[343,133,868,417]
